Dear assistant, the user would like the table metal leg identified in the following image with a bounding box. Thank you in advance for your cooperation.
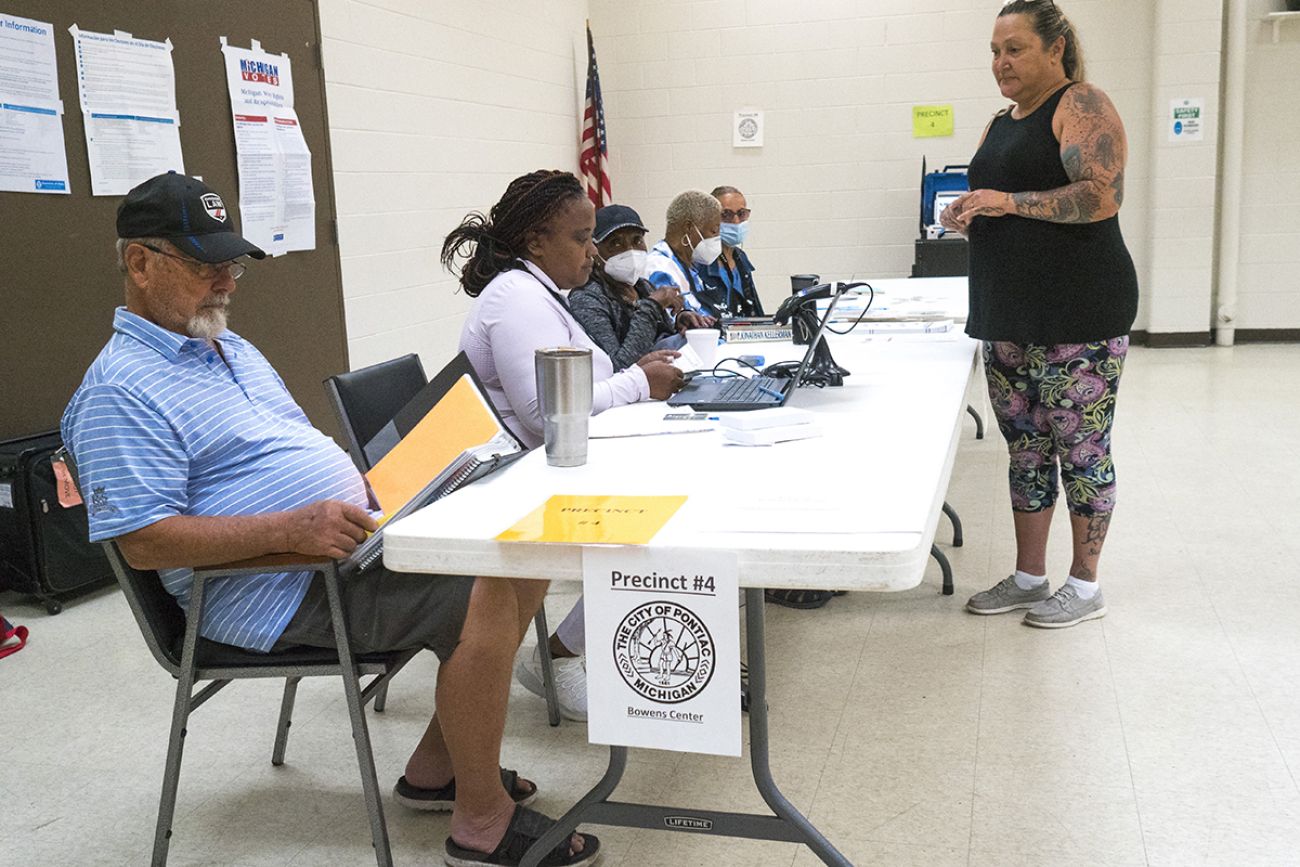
[966,404,985,439]
[518,588,850,866]
[519,747,629,867]
[941,501,963,547]
[743,588,851,866]
[931,545,954,596]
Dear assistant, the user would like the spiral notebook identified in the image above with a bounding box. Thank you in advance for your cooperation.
[346,353,526,570]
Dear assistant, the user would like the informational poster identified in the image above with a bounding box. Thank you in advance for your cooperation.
[1169,97,1204,143]
[732,110,763,148]
[0,13,70,194]
[68,25,184,195]
[584,547,741,757]
[221,38,315,256]
[913,104,954,138]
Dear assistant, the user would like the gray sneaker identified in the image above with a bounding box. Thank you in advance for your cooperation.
[1023,583,1107,628]
[966,575,1052,615]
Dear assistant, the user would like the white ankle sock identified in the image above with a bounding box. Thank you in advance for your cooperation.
[1066,575,1099,599]
[1013,570,1047,590]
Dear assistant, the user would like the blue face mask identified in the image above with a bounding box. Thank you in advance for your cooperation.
[719,221,749,247]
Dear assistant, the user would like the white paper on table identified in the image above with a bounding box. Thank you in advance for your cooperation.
[221,39,315,256]
[588,413,717,439]
[0,14,70,194]
[68,25,184,195]
[584,546,741,757]
[672,342,706,373]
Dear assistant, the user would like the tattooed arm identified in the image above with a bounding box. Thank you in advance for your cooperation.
[950,85,1127,229]
[1010,83,1127,224]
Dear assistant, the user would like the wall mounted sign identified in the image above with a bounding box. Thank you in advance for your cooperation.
[1168,97,1204,143]
[733,110,763,148]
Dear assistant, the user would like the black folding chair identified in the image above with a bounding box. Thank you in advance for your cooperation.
[101,541,416,867]
[324,355,563,726]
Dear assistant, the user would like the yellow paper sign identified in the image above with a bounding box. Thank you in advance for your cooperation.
[912,104,954,138]
[497,495,688,545]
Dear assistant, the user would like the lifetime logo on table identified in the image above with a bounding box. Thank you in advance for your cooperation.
[614,601,715,705]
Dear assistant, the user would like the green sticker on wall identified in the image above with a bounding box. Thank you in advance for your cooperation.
[912,104,954,138]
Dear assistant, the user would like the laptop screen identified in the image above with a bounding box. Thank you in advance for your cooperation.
[787,288,848,389]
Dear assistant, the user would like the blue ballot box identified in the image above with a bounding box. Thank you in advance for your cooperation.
[918,157,970,235]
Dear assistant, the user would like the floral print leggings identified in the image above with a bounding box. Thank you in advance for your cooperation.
[982,337,1128,517]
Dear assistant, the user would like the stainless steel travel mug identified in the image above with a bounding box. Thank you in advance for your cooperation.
[534,347,593,467]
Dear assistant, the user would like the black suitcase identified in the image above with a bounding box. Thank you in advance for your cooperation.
[0,431,114,614]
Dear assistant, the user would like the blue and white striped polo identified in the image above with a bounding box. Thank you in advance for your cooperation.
[62,308,367,652]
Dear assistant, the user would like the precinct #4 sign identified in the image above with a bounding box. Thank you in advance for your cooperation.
[584,547,740,756]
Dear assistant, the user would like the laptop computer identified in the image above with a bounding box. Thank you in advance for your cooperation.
[667,289,847,411]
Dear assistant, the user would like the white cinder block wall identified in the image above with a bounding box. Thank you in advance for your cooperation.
[1240,0,1300,331]
[1143,0,1222,336]
[588,0,1160,321]
[317,0,589,371]
[317,0,1300,365]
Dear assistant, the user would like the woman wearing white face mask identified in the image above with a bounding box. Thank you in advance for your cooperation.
[645,190,726,320]
[698,185,765,317]
[570,205,705,370]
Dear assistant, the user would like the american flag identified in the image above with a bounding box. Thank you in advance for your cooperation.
[580,23,611,207]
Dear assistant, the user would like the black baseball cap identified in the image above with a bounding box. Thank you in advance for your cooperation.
[594,204,648,243]
[116,171,266,263]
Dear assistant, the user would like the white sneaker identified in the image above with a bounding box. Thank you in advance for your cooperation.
[514,645,587,722]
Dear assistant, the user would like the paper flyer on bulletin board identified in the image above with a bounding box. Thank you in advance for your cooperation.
[0,13,70,194]
[68,25,185,195]
[220,38,315,256]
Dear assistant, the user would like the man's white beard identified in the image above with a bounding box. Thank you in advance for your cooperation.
[186,305,228,339]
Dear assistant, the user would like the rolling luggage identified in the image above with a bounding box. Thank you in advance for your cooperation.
[0,431,113,614]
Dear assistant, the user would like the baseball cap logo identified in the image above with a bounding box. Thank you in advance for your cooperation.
[200,193,227,222]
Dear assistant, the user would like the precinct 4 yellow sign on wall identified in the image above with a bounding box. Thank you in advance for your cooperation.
[913,104,954,138]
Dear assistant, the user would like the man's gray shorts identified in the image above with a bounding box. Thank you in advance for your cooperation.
[275,567,475,663]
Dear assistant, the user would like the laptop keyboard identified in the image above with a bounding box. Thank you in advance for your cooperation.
[716,376,784,403]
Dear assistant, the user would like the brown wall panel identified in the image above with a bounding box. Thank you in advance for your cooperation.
[0,0,346,441]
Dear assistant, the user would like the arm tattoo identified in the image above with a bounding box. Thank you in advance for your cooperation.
[1062,144,1083,181]
[1093,133,1119,171]
[1071,86,1108,117]
[1012,185,1102,223]
[1010,87,1125,225]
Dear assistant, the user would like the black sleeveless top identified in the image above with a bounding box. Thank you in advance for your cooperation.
[966,82,1138,344]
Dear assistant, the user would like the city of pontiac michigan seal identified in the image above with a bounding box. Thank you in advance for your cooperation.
[613,601,715,704]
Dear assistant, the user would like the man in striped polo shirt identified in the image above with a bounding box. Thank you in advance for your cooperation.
[62,173,598,866]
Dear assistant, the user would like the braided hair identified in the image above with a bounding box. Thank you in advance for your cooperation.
[441,170,587,297]
[998,0,1086,82]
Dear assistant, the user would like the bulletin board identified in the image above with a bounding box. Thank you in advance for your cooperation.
[0,0,348,441]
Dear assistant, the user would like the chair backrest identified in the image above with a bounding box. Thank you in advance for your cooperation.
[323,353,427,471]
[58,446,188,675]
[102,541,187,675]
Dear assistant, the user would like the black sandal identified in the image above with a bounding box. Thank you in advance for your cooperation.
[394,767,536,812]
[444,804,600,867]
[764,588,835,609]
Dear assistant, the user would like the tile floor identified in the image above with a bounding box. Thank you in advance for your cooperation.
[2,344,1299,866]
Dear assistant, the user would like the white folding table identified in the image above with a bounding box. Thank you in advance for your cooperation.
[383,323,980,865]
